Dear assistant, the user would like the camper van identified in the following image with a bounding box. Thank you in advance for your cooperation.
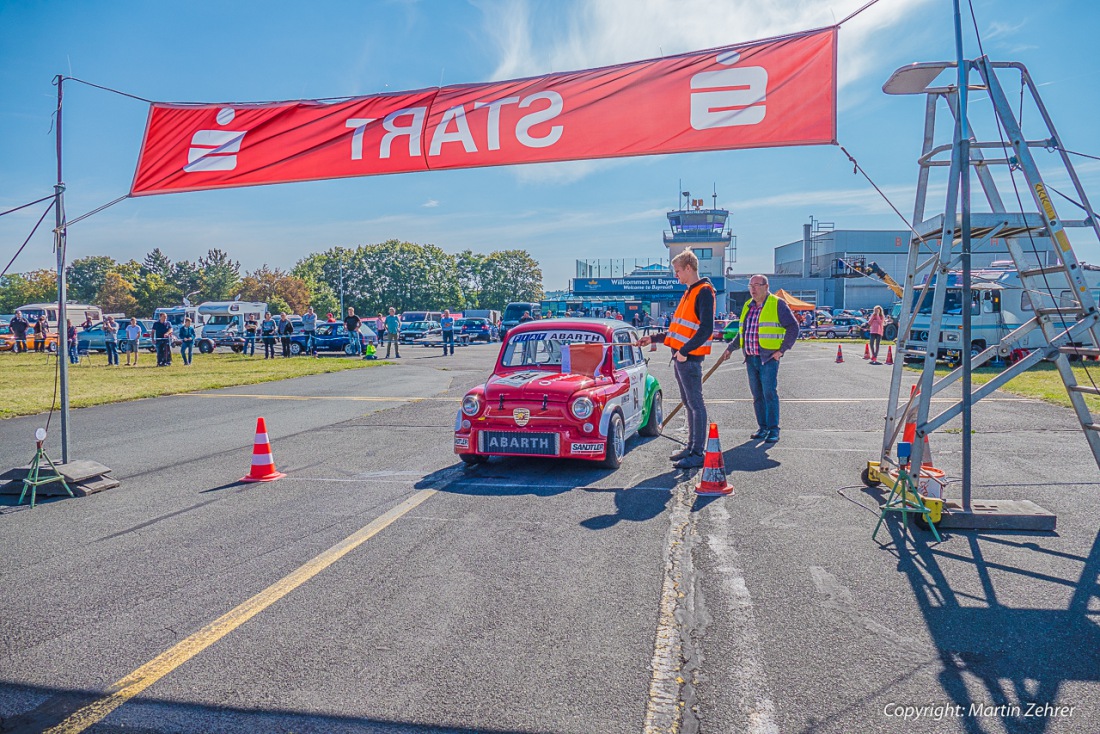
[904,266,1100,362]
[16,302,102,330]
[197,301,266,339]
[153,305,203,330]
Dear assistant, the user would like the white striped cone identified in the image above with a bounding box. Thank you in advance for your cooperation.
[241,417,286,482]
[695,423,733,495]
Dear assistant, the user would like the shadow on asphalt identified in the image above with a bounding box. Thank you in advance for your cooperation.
[0,681,545,734]
[843,513,1100,734]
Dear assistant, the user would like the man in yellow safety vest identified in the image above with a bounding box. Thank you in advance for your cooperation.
[718,274,799,443]
[638,250,715,469]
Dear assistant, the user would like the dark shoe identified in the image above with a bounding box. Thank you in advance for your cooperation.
[870,360,881,365]
[764,430,780,443]
[668,448,691,461]
[750,429,768,440]
[673,452,705,469]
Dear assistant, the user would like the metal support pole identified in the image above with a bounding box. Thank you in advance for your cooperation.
[953,1,972,510]
[54,74,70,464]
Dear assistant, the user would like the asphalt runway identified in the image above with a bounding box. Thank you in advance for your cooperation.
[0,339,1097,733]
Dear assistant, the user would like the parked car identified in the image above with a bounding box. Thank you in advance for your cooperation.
[457,317,498,342]
[77,320,157,353]
[453,318,663,469]
[400,320,441,344]
[808,316,867,338]
[289,321,376,355]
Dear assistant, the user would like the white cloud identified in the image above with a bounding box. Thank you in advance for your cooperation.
[421,198,439,208]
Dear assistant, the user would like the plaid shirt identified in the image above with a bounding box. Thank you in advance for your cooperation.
[743,301,763,356]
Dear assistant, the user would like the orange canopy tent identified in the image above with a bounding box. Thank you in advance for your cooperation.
[773,289,816,311]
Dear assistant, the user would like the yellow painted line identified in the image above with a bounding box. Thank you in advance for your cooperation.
[178,393,457,402]
[46,488,438,734]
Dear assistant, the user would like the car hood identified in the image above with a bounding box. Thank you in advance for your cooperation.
[484,370,597,404]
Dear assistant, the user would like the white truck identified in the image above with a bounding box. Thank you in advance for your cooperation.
[153,305,203,330]
[197,301,266,339]
[903,265,1100,362]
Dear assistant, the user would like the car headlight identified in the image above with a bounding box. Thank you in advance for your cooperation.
[462,395,482,416]
[571,396,595,420]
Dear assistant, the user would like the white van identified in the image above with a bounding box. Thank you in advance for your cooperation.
[153,305,203,330]
[16,302,102,330]
[197,301,266,339]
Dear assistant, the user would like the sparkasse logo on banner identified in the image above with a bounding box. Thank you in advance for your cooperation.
[131,28,836,195]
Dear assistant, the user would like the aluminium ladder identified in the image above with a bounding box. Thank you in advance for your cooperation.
[877,57,1100,529]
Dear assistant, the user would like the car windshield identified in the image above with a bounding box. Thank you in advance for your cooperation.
[458,319,484,327]
[409,321,433,329]
[501,328,606,368]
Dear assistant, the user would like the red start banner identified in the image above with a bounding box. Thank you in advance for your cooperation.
[130,27,836,196]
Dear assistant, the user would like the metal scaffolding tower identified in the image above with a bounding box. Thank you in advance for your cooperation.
[876,58,1100,530]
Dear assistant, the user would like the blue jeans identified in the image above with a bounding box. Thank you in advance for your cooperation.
[106,341,119,365]
[245,333,256,355]
[672,359,707,454]
[347,329,361,355]
[303,330,316,355]
[745,354,780,432]
[442,330,454,355]
[68,341,79,364]
[180,341,193,365]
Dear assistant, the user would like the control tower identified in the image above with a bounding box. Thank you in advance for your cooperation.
[663,189,735,310]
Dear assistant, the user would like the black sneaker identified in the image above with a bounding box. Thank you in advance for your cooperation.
[668,448,691,461]
[750,429,768,440]
[673,452,705,469]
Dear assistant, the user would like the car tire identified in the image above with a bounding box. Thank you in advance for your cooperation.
[460,453,488,466]
[231,345,244,354]
[289,343,302,356]
[601,412,626,469]
[47,343,57,353]
[344,344,356,356]
[826,331,836,338]
[198,340,214,354]
[639,390,663,437]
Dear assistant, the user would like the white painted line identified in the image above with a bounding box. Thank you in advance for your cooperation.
[706,502,780,734]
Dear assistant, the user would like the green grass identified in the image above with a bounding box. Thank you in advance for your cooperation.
[906,361,1100,413]
[0,351,388,419]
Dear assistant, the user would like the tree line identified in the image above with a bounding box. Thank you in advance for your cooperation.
[0,241,543,318]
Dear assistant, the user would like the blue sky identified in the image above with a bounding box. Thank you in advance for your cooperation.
[2,0,1098,291]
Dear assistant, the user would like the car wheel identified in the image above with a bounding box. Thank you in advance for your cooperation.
[826,331,836,339]
[601,412,626,469]
[47,343,57,353]
[289,343,302,356]
[231,345,244,354]
[198,341,214,354]
[460,453,488,466]
[344,344,356,355]
[639,390,663,437]
[884,324,898,341]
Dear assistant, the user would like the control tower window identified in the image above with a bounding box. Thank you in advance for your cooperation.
[692,248,713,260]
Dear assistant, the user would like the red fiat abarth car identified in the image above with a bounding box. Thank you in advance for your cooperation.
[454,318,663,469]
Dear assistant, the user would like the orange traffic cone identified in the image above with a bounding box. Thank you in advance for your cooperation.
[835,344,844,363]
[901,386,935,468]
[885,345,894,365]
[695,423,733,495]
[241,417,286,482]
[863,343,871,360]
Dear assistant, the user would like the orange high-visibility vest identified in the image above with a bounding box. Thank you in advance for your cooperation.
[665,280,714,356]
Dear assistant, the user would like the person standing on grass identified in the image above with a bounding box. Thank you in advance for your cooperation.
[152,312,173,367]
[10,311,28,353]
[344,307,362,356]
[717,274,799,444]
[301,306,318,357]
[178,317,196,365]
[384,307,401,358]
[244,313,258,356]
[866,305,886,365]
[66,320,79,364]
[104,316,119,366]
[261,312,277,359]
[278,313,294,358]
[440,309,455,356]
[34,316,48,352]
[125,318,141,366]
